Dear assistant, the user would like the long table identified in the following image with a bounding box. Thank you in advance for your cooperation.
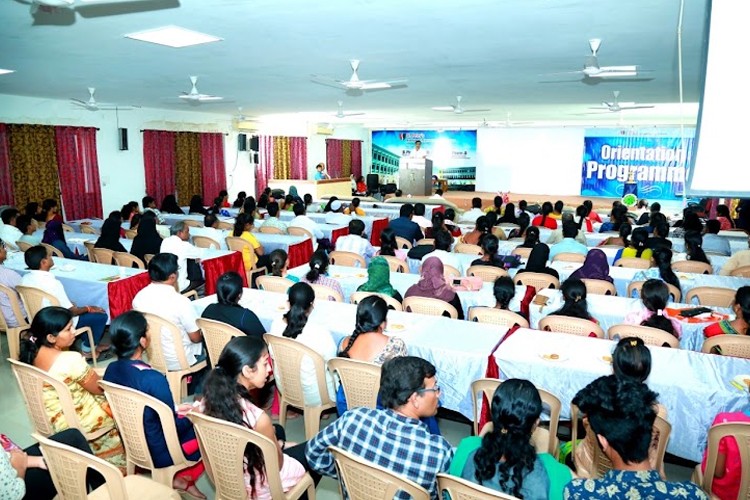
[278,212,388,246]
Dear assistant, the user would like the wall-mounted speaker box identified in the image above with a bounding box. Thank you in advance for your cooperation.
[238,133,248,151]
[118,127,128,151]
[249,135,259,152]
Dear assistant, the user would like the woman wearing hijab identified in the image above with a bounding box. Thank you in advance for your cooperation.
[288,186,303,206]
[569,249,613,283]
[42,220,85,260]
[130,214,163,263]
[356,257,403,303]
[515,243,559,279]
[161,194,184,215]
[94,217,127,253]
[404,256,464,319]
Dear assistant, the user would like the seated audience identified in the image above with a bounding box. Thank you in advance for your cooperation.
[507,212,530,240]
[633,247,681,291]
[614,226,651,262]
[0,238,27,328]
[0,209,23,250]
[715,204,735,230]
[575,204,593,233]
[671,209,702,238]
[598,222,631,248]
[545,213,588,246]
[532,201,558,230]
[355,176,367,195]
[565,375,707,499]
[343,197,365,216]
[232,191,247,209]
[598,205,628,233]
[119,201,138,222]
[42,219,85,260]
[549,278,597,323]
[703,219,732,257]
[515,199,530,219]
[462,215,490,246]
[411,203,431,228]
[703,285,750,339]
[443,208,462,236]
[103,311,205,498]
[683,230,710,264]
[484,195,503,215]
[161,194,184,215]
[129,213,142,232]
[199,336,315,498]
[260,202,289,233]
[492,276,516,310]
[269,282,337,406]
[287,186,303,206]
[570,248,613,283]
[306,356,452,499]
[24,201,45,223]
[201,272,266,338]
[425,211,458,239]
[405,256,464,319]
[41,198,62,223]
[19,307,125,468]
[422,230,462,275]
[356,256,403,303]
[550,200,564,220]
[498,202,517,224]
[719,235,750,276]
[324,199,351,226]
[624,278,681,339]
[94,217,127,253]
[303,193,316,213]
[388,203,424,245]
[142,195,165,224]
[335,219,375,262]
[646,220,673,252]
[471,234,505,268]
[132,253,205,371]
[241,196,260,219]
[548,220,589,260]
[632,199,650,223]
[161,221,204,293]
[289,203,323,240]
[300,251,344,299]
[130,213,162,263]
[375,227,408,261]
[515,243,559,280]
[267,248,299,283]
[455,379,572,498]
[15,214,41,246]
[233,213,269,271]
[460,197,485,224]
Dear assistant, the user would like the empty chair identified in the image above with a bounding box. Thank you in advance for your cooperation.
[730,265,750,278]
[685,286,735,307]
[627,280,682,303]
[310,283,344,302]
[551,252,586,263]
[92,247,115,265]
[701,334,750,359]
[581,278,617,296]
[192,235,220,249]
[607,323,680,348]
[468,307,528,328]
[395,236,413,250]
[613,257,651,269]
[693,422,750,499]
[466,265,508,283]
[113,251,145,269]
[327,357,381,411]
[256,275,295,293]
[259,225,284,234]
[381,255,407,273]
[195,318,244,367]
[510,247,531,259]
[0,283,28,360]
[403,296,458,319]
[329,445,430,500]
[454,243,483,255]
[329,250,366,268]
[538,315,605,339]
[672,260,713,275]
[35,432,180,500]
[513,272,559,292]
[437,473,520,500]
[351,291,402,311]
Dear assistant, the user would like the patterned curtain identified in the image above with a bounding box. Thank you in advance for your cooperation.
[289,137,307,180]
[54,126,103,220]
[326,139,362,179]
[326,139,344,178]
[7,124,60,210]
[199,132,226,204]
[174,132,203,206]
[271,136,308,180]
[256,135,274,196]
[351,140,363,179]
[142,130,176,205]
[0,124,13,206]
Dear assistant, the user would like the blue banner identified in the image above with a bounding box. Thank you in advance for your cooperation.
[581,129,694,200]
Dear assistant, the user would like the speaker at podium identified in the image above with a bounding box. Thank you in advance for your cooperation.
[397,158,433,196]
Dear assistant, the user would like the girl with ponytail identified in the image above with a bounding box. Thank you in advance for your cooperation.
[684,231,710,264]
[532,201,558,230]
[550,278,597,322]
[268,248,299,282]
[301,251,344,299]
[199,336,312,499]
[634,247,681,291]
[268,282,337,405]
[625,279,682,339]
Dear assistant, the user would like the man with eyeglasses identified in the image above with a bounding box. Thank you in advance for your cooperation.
[305,356,453,499]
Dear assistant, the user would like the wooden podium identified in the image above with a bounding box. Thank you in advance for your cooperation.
[268,178,351,199]
[398,158,433,196]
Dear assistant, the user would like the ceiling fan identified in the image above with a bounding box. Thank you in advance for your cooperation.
[179,76,223,103]
[432,96,490,114]
[71,87,137,111]
[333,100,364,118]
[556,39,641,79]
[588,91,655,112]
[311,59,408,95]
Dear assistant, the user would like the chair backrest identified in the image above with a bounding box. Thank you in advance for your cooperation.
[701,422,750,498]
[217,221,234,230]
[513,272,560,292]
[329,445,430,500]
[608,323,680,348]
[442,264,461,278]
[80,224,99,235]
[225,236,258,269]
[551,252,586,263]
[581,278,617,296]
[730,265,750,278]
[83,240,97,262]
[16,240,33,252]
[123,228,137,239]
[142,312,190,371]
[41,242,64,258]
[61,223,74,232]
[329,250,366,268]
[613,257,651,269]
[538,315,605,338]
[403,296,458,319]
[187,411,303,500]
[256,275,295,293]
[99,380,186,474]
[468,307,529,328]
[437,473,519,499]
[182,219,203,228]
[310,283,344,302]
[92,247,115,265]
[415,238,434,247]
[143,253,155,265]
[627,280,682,302]
[702,334,750,359]
[327,357,381,411]
[350,291,403,311]
[395,236,413,250]
[672,260,713,275]
[570,403,612,477]
[510,247,531,259]
[381,255,407,273]
[454,243,483,255]
[0,283,28,329]
[466,265,509,283]
[264,334,333,408]
[16,285,60,320]
[685,286,735,307]
[196,318,245,367]
[259,225,284,234]
[113,251,145,269]
[192,235,220,249]
[287,226,313,239]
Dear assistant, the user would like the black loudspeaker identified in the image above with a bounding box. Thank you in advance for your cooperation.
[237,133,247,151]
[366,173,379,192]
[118,127,128,151]
[249,135,259,152]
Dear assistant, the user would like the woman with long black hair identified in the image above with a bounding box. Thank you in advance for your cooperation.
[531,201,558,230]
[549,278,597,322]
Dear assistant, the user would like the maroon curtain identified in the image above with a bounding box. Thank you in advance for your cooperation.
[143,130,176,204]
[325,139,344,178]
[256,135,274,197]
[0,124,13,206]
[54,126,103,220]
[200,133,226,203]
[289,137,308,180]
[350,140,363,179]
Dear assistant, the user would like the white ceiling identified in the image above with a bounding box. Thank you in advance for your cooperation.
[0,0,709,127]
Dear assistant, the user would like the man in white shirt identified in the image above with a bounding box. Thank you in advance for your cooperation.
[411,203,431,229]
[0,209,23,250]
[422,229,463,274]
[289,203,323,240]
[412,140,428,159]
[20,245,108,358]
[132,252,205,371]
[142,195,165,224]
[335,219,375,262]
[259,202,288,234]
[459,197,485,224]
[160,221,204,293]
[324,200,351,226]
[0,238,27,327]
[196,214,226,247]
[702,219,732,256]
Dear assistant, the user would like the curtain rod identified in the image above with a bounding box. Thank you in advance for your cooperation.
[140,129,228,135]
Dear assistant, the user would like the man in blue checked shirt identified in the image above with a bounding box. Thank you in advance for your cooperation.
[305,356,453,499]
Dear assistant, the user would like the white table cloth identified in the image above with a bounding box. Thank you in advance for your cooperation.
[493,328,750,462]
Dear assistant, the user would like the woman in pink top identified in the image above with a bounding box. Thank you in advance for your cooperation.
[624,279,682,342]
[300,251,345,299]
[701,397,750,500]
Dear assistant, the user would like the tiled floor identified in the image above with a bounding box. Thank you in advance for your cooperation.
[0,334,695,499]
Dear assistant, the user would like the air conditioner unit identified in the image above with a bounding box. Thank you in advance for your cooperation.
[316,124,334,136]
[234,120,259,131]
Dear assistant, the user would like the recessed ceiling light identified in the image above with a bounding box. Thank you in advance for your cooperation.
[0,69,15,76]
[125,26,222,48]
